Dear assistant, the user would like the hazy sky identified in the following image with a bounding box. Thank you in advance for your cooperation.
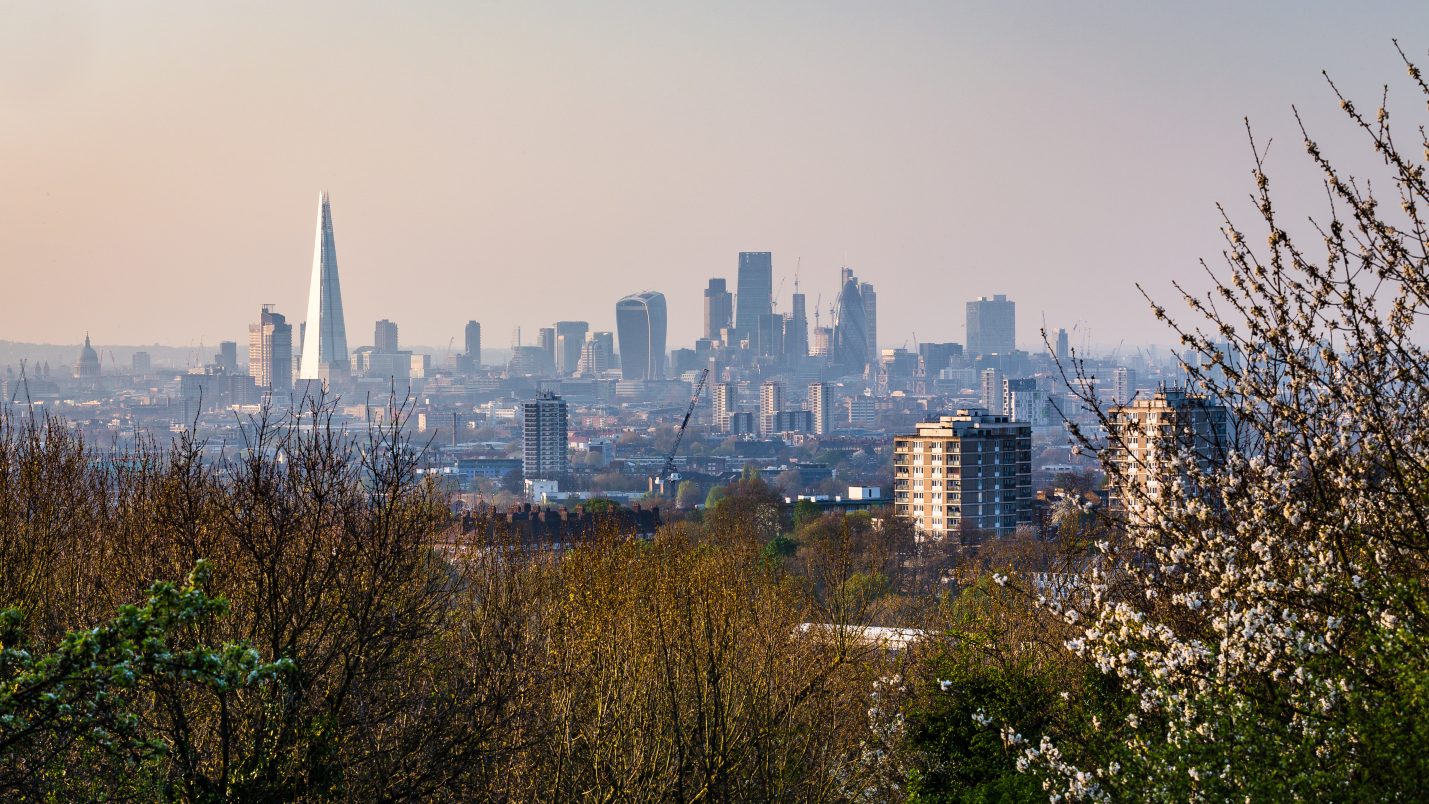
[4,1,1428,355]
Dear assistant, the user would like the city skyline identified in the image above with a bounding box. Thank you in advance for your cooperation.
[3,3,1427,351]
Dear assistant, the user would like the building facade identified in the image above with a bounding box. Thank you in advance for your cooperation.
[249,304,293,393]
[704,278,733,341]
[893,409,1033,539]
[555,321,589,376]
[522,391,569,480]
[615,291,668,381]
[808,381,830,435]
[759,380,783,436]
[966,295,1015,357]
[299,192,351,382]
[735,252,772,340]
[1106,389,1229,514]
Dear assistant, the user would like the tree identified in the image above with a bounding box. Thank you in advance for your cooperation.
[0,562,290,799]
[1023,45,1429,800]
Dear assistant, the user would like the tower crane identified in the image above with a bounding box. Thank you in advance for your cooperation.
[659,367,709,491]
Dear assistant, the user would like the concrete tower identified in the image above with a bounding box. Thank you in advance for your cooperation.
[299,193,350,382]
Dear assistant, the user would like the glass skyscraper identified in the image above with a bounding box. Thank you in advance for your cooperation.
[735,252,772,339]
[615,291,668,380]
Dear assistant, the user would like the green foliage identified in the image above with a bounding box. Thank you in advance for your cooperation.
[791,499,822,531]
[703,485,728,510]
[762,534,800,562]
[583,497,618,514]
[0,561,289,794]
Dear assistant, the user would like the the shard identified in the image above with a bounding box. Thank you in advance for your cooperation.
[298,192,350,381]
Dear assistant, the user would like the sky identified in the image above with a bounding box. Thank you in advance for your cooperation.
[3,1,1428,356]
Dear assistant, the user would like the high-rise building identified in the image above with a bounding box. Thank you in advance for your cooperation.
[1107,389,1229,518]
[555,321,589,376]
[860,281,877,365]
[759,380,783,435]
[811,326,833,358]
[848,395,876,427]
[575,335,611,376]
[735,252,773,339]
[832,268,869,375]
[537,327,557,372]
[893,409,1033,540]
[1055,328,1070,361]
[980,368,1005,414]
[249,304,293,393]
[918,342,962,375]
[966,295,1015,357]
[299,193,350,382]
[615,291,668,380]
[785,289,809,359]
[464,321,482,369]
[808,382,830,435]
[704,278,733,341]
[1003,378,1038,421]
[522,391,569,480]
[131,351,152,375]
[374,319,399,354]
[712,382,736,432]
[216,341,239,373]
[1112,367,1138,405]
[756,313,785,357]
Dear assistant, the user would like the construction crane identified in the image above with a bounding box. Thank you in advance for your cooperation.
[659,367,709,491]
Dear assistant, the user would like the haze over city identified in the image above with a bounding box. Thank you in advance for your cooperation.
[5,1,1426,351]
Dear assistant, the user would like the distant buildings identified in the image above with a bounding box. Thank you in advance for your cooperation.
[808,381,830,435]
[712,382,736,432]
[464,321,482,370]
[1106,389,1229,513]
[704,278,733,341]
[615,291,668,381]
[966,294,1015,356]
[893,409,1032,540]
[249,304,293,393]
[833,268,871,376]
[735,252,772,341]
[554,321,589,376]
[759,380,782,435]
[785,287,809,359]
[374,319,399,354]
[522,391,569,480]
[1112,367,1138,405]
[73,335,101,379]
[131,351,151,375]
[298,193,351,383]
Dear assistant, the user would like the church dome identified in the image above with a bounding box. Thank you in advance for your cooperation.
[74,334,101,379]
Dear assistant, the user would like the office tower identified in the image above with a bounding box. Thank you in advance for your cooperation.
[860,281,877,365]
[704,278,733,341]
[590,331,615,363]
[966,295,1016,357]
[808,382,830,435]
[249,304,293,392]
[785,288,808,359]
[537,327,557,370]
[1107,389,1229,519]
[980,368,1005,414]
[712,381,736,432]
[575,336,611,376]
[832,268,869,375]
[893,409,1033,539]
[374,319,399,354]
[1056,328,1070,361]
[555,321,589,376]
[735,252,773,338]
[131,351,152,375]
[73,334,101,379]
[615,291,668,380]
[756,313,785,357]
[299,192,350,382]
[216,341,239,373]
[760,380,783,435]
[522,391,569,480]
[1112,367,1138,405]
[811,326,833,358]
[918,342,962,375]
[464,321,482,369]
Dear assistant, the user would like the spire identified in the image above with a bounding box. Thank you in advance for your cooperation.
[298,192,350,381]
